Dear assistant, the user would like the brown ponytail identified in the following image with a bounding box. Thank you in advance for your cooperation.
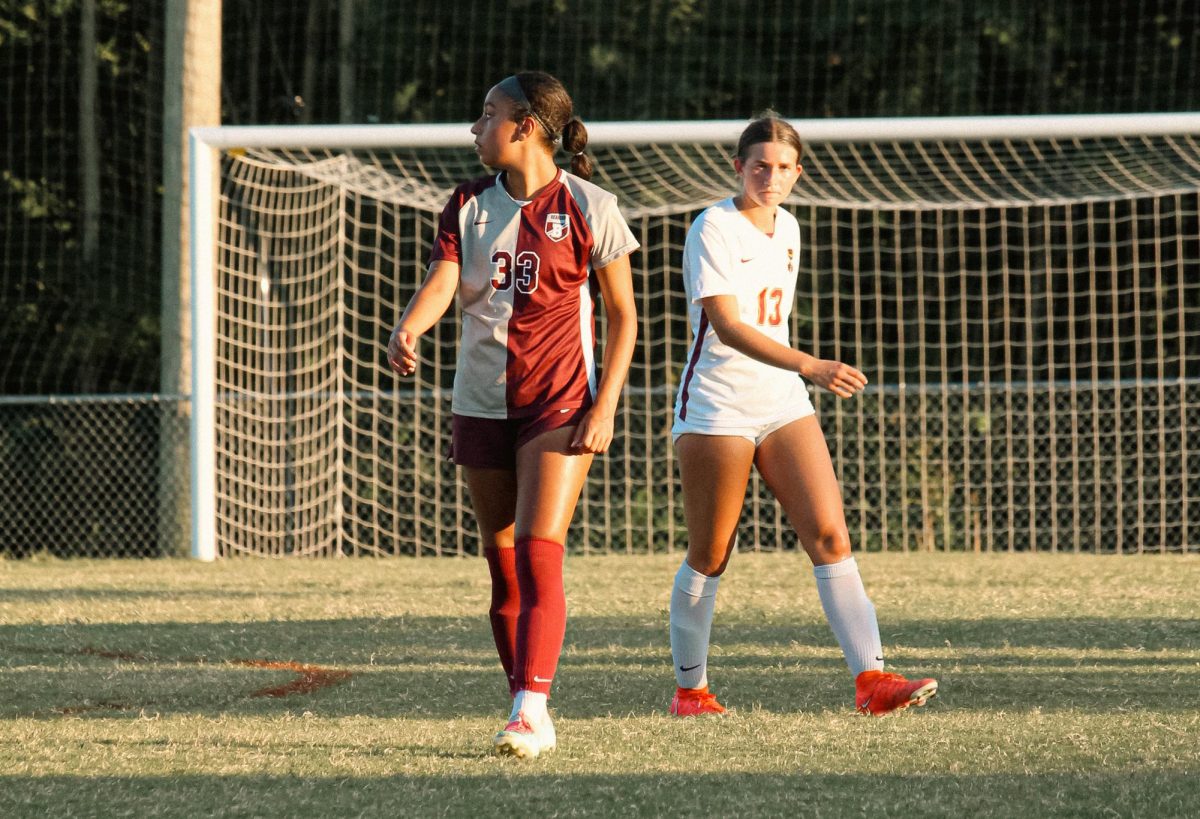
[561,116,593,180]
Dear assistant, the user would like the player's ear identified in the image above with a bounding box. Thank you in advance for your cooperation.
[513,115,537,142]
[732,156,744,176]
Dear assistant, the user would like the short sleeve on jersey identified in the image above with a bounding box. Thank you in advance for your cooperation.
[587,193,639,268]
[685,214,737,302]
[429,186,468,265]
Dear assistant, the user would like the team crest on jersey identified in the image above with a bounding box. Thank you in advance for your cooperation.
[544,213,570,242]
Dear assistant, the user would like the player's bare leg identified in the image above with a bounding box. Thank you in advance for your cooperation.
[491,425,592,757]
[677,434,755,577]
[669,433,755,715]
[513,425,593,544]
[756,415,937,714]
[463,467,519,549]
[753,415,849,567]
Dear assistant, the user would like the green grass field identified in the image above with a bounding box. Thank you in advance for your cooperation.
[2,552,1198,817]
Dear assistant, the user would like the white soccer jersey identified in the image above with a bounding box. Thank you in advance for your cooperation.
[430,169,639,419]
[673,197,810,426]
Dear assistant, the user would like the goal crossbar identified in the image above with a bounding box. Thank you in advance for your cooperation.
[191,113,1200,150]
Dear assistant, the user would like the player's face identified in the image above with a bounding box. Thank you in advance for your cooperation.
[734,141,802,209]
[471,86,524,168]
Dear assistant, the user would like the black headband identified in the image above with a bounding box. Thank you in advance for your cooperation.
[497,75,559,143]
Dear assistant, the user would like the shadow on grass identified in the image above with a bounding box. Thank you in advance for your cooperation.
[2,612,1198,720]
[1,771,1197,818]
[0,587,307,601]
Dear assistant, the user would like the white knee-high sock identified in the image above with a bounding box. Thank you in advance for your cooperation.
[813,556,884,677]
[670,560,721,689]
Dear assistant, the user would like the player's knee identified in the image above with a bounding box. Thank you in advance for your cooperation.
[809,525,852,563]
[686,549,729,577]
[694,561,726,577]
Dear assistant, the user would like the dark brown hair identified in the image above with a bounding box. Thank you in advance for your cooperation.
[500,71,594,180]
[736,111,803,162]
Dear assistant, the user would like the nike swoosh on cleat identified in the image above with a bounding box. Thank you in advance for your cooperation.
[679,664,701,672]
[474,219,490,225]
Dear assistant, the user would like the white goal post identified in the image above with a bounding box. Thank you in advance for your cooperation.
[190,114,1200,560]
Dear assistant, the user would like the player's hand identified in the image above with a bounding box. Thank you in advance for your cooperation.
[387,327,419,376]
[804,359,868,399]
[570,408,614,453]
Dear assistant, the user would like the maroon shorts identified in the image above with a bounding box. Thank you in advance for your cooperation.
[449,406,591,470]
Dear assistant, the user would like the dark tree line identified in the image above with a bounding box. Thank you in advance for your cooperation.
[1,0,1198,395]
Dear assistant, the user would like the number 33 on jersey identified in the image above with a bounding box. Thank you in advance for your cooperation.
[491,249,540,293]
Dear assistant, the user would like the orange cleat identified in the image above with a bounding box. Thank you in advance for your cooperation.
[855,670,938,716]
[669,685,727,717]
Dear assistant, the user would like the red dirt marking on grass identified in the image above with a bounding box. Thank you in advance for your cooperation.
[55,649,351,712]
[232,659,352,698]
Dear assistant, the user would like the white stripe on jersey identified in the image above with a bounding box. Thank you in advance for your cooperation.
[578,280,597,398]
[454,183,516,417]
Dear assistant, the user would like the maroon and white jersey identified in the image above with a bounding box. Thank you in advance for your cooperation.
[431,169,638,419]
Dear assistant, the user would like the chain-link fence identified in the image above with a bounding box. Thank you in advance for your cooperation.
[0,396,190,557]
[3,380,1197,558]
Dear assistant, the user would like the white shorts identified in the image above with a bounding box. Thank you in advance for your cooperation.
[672,396,815,447]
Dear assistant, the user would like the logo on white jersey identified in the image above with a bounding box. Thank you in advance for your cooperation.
[544,213,570,242]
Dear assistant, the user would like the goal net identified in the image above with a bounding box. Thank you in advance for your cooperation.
[190,115,1200,558]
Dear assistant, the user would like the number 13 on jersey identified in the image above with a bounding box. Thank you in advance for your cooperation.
[757,287,783,326]
[491,250,541,293]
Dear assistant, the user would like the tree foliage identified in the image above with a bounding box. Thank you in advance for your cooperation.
[1,0,1197,394]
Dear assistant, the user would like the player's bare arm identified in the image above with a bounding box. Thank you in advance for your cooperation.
[700,293,867,399]
[571,253,637,453]
[387,260,460,376]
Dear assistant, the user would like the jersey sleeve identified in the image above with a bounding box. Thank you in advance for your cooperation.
[428,187,466,265]
[685,214,737,302]
[587,193,639,268]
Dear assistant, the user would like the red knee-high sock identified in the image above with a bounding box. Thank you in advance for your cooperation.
[514,536,566,696]
[484,546,520,696]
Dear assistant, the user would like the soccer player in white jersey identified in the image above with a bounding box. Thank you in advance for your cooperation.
[667,114,937,717]
[387,71,639,758]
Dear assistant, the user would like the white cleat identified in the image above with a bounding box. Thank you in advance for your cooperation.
[493,711,556,759]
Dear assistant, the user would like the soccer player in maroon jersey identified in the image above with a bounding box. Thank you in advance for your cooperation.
[666,114,937,718]
[387,71,639,758]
